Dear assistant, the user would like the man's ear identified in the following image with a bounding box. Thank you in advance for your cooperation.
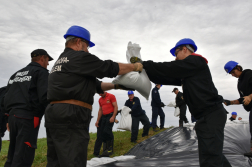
[39,55,45,62]
[76,38,82,46]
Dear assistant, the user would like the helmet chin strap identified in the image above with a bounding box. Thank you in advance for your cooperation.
[66,36,76,42]
[185,45,194,53]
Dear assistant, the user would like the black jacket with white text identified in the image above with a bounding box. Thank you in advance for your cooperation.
[3,62,49,120]
[47,48,119,105]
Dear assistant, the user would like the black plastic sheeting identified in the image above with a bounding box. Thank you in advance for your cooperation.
[99,124,251,167]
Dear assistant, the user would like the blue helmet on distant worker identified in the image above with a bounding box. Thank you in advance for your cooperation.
[224,61,238,73]
[128,91,134,95]
[64,25,95,47]
[170,38,197,57]
[231,112,237,115]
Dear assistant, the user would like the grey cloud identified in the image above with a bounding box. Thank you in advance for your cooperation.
[1,0,251,139]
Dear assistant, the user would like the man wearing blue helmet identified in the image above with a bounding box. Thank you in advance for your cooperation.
[223,61,252,157]
[131,38,231,166]
[229,112,237,121]
[45,25,143,167]
[124,91,150,143]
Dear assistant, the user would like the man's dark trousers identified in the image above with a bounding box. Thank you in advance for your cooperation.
[93,121,102,155]
[45,103,91,167]
[151,106,165,128]
[100,114,114,142]
[179,105,188,124]
[5,115,40,167]
[195,105,231,167]
[131,114,150,142]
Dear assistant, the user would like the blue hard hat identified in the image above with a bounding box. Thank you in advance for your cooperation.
[170,38,198,57]
[231,112,237,115]
[64,25,95,47]
[224,61,238,73]
[128,91,134,95]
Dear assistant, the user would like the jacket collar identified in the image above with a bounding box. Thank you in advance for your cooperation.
[239,69,251,81]
[191,53,208,64]
[28,62,48,71]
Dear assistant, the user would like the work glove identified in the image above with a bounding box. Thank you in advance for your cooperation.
[114,84,135,91]
[223,99,231,106]
[160,102,165,107]
[130,57,143,64]
[133,63,143,72]
[117,109,122,115]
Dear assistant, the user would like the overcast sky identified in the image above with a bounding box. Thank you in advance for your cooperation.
[1,0,252,140]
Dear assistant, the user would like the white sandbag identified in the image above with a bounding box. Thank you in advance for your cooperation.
[167,101,176,107]
[126,42,142,63]
[117,106,132,131]
[112,42,152,100]
[112,70,151,100]
[174,107,180,117]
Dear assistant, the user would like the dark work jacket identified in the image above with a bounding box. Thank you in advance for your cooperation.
[143,54,223,119]
[176,91,186,108]
[125,97,145,117]
[229,117,235,121]
[3,62,49,120]
[151,86,162,107]
[47,48,119,105]
[0,86,6,137]
[237,69,252,111]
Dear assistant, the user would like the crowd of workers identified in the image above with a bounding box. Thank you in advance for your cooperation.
[0,25,251,167]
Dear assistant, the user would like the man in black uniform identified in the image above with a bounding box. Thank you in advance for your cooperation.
[45,25,143,167]
[151,84,165,132]
[223,60,252,157]
[0,86,7,152]
[125,91,150,143]
[172,87,189,127]
[2,49,53,167]
[131,38,231,167]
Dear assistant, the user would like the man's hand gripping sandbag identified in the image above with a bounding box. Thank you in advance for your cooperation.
[112,42,152,100]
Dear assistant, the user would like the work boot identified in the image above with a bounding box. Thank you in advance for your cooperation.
[142,133,148,137]
[93,153,99,157]
[100,140,113,157]
[244,151,252,157]
[153,127,159,132]
[179,120,183,127]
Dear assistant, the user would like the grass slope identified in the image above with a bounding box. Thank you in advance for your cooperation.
[0,127,171,167]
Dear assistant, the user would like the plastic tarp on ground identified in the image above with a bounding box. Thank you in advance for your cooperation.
[98,123,251,167]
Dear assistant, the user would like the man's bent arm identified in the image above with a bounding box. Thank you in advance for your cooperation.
[101,82,114,91]
[117,63,135,75]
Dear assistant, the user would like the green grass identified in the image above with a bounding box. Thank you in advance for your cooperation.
[0,127,171,167]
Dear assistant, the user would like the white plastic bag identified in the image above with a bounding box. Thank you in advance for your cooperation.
[112,42,152,100]
[174,107,180,117]
[117,106,132,131]
[167,101,176,107]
